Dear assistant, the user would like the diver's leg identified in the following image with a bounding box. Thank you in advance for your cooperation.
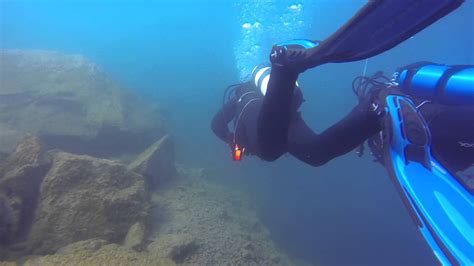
[256,64,298,161]
[286,94,383,166]
[255,60,385,163]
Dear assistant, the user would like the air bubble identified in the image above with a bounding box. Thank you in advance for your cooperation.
[288,3,302,12]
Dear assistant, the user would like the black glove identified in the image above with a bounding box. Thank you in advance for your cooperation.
[269,39,320,74]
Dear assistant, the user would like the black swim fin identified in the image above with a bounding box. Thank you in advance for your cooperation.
[298,0,465,69]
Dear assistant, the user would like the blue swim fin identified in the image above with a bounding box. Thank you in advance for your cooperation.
[383,95,474,265]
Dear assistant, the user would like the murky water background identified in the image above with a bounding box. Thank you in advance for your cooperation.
[1,0,473,265]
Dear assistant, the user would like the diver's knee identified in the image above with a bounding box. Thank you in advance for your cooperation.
[307,158,329,167]
[258,150,282,162]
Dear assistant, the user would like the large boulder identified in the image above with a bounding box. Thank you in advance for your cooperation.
[0,136,51,246]
[0,49,166,157]
[26,152,149,254]
[128,135,177,190]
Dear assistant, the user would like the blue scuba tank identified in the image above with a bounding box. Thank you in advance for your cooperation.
[396,63,474,105]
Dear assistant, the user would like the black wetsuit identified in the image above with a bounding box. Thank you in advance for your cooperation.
[211,74,381,166]
[256,64,474,172]
[212,65,474,172]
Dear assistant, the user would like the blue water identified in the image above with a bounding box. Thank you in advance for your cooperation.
[2,0,473,265]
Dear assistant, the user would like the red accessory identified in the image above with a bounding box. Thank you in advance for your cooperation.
[232,144,244,161]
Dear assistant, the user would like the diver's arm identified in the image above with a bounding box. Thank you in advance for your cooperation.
[211,99,237,143]
[287,101,382,167]
[257,65,299,161]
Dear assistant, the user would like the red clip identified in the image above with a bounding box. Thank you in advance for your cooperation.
[233,144,244,161]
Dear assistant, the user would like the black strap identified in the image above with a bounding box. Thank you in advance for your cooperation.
[398,61,435,94]
[435,65,472,104]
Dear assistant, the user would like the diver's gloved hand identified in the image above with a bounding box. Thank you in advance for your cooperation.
[355,85,386,123]
[366,88,386,119]
[270,39,320,74]
[368,100,386,119]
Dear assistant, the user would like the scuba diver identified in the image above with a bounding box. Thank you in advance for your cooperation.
[212,0,473,265]
[211,70,381,165]
[212,63,474,169]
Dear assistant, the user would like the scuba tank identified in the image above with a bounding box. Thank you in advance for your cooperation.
[252,64,301,96]
[396,63,474,105]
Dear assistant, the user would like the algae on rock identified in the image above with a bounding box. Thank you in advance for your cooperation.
[56,238,109,255]
[23,241,175,266]
[148,233,197,263]
[123,222,146,251]
[0,136,51,246]
[148,168,306,265]
[128,135,177,190]
[26,152,149,254]
[0,49,166,157]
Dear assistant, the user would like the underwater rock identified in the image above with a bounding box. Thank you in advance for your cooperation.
[241,248,256,263]
[55,238,109,255]
[0,196,13,245]
[0,135,50,175]
[0,136,51,246]
[148,233,197,263]
[123,222,146,251]
[26,152,149,254]
[23,242,175,266]
[271,254,282,264]
[0,152,8,165]
[0,49,167,157]
[148,170,305,265]
[128,135,176,190]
